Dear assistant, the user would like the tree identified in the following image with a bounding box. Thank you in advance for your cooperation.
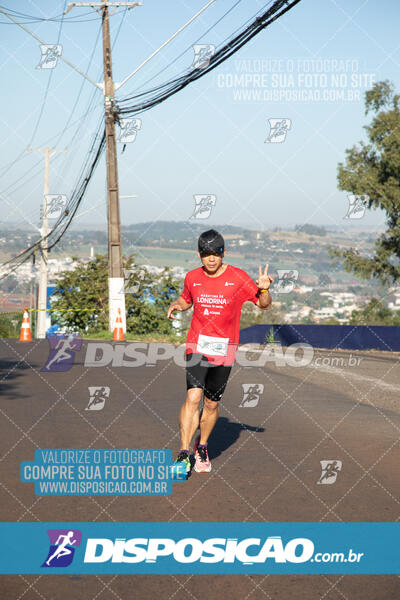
[349,298,400,326]
[329,81,400,285]
[50,254,181,335]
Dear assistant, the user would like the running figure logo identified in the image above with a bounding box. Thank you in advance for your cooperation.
[36,44,62,69]
[41,194,67,221]
[343,194,369,219]
[42,335,82,372]
[118,118,142,144]
[274,270,298,293]
[42,529,82,567]
[86,386,110,411]
[265,118,291,143]
[190,194,217,219]
[240,383,264,407]
[317,460,342,485]
[191,44,215,70]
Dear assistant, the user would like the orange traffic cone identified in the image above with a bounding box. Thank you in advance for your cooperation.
[112,308,125,341]
[19,308,33,341]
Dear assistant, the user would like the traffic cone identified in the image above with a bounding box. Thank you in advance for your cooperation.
[19,308,32,342]
[112,308,125,342]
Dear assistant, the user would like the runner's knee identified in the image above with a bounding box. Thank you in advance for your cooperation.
[186,388,203,407]
[203,396,219,411]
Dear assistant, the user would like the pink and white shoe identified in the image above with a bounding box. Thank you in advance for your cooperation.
[194,442,212,473]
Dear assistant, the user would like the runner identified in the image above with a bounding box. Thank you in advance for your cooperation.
[167,229,273,475]
[45,531,77,566]
[43,336,76,371]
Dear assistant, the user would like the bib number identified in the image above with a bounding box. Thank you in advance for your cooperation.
[197,334,229,357]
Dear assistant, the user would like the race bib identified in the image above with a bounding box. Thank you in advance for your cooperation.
[197,334,229,357]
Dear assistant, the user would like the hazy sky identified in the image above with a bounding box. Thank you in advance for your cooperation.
[0,0,399,237]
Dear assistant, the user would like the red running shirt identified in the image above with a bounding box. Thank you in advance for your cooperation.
[180,264,259,365]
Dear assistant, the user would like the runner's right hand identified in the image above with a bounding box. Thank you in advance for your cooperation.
[167,302,183,320]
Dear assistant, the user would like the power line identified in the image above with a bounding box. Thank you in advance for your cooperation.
[0,0,302,282]
[27,0,68,149]
[120,0,245,98]
[118,0,301,115]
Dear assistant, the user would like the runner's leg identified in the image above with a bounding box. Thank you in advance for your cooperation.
[179,387,202,450]
[199,396,220,444]
[179,354,207,451]
[199,363,232,444]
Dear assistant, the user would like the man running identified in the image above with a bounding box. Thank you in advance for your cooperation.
[167,229,273,475]
[45,531,77,566]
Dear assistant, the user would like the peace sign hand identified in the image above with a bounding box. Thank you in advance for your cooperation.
[256,263,274,290]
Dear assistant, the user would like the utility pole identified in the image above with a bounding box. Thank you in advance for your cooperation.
[3,1,214,333]
[66,2,140,333]
[102,2,124,333]
[27,147,67,338]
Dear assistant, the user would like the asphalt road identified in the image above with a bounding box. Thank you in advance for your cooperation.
[0,338,399,599]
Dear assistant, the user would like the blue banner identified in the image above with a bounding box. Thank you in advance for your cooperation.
[0,522,398,574]
[240,324,400,351]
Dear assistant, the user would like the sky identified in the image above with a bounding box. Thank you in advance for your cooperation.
[0,0,399,237]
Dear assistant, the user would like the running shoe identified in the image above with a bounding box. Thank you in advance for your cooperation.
[170,451,190,476]
[194,444,212,473]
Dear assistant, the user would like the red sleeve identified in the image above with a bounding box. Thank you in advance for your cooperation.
[239,271,259,305]
[180,273,192,304]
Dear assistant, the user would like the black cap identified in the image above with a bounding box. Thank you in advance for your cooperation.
[198,229,225,256]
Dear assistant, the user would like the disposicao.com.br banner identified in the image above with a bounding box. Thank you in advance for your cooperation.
[0,522,398,575]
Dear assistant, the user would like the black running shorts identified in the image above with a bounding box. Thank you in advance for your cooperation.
[185,353,232,402]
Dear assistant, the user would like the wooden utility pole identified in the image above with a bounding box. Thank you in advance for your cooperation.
[66,2,140,332]
[102,2,124,332]
[27,147,67,338]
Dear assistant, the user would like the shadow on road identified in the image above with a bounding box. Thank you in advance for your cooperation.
[0,359,31,399]
[208,416,264,460]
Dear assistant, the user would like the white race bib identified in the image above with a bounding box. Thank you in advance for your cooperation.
[197,334,229,357]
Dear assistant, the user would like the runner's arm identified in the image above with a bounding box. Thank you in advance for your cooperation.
[256,290,272,310]
[167,296,192,319]
[255,263,273,310]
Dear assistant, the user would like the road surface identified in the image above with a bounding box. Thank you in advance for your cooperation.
[0,339,399,599]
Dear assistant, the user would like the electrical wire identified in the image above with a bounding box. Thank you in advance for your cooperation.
[0,0,302,278]
[120,0,245,98]
[0,6,129,24]
[118,0,301,115]
[0,5,108,277]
